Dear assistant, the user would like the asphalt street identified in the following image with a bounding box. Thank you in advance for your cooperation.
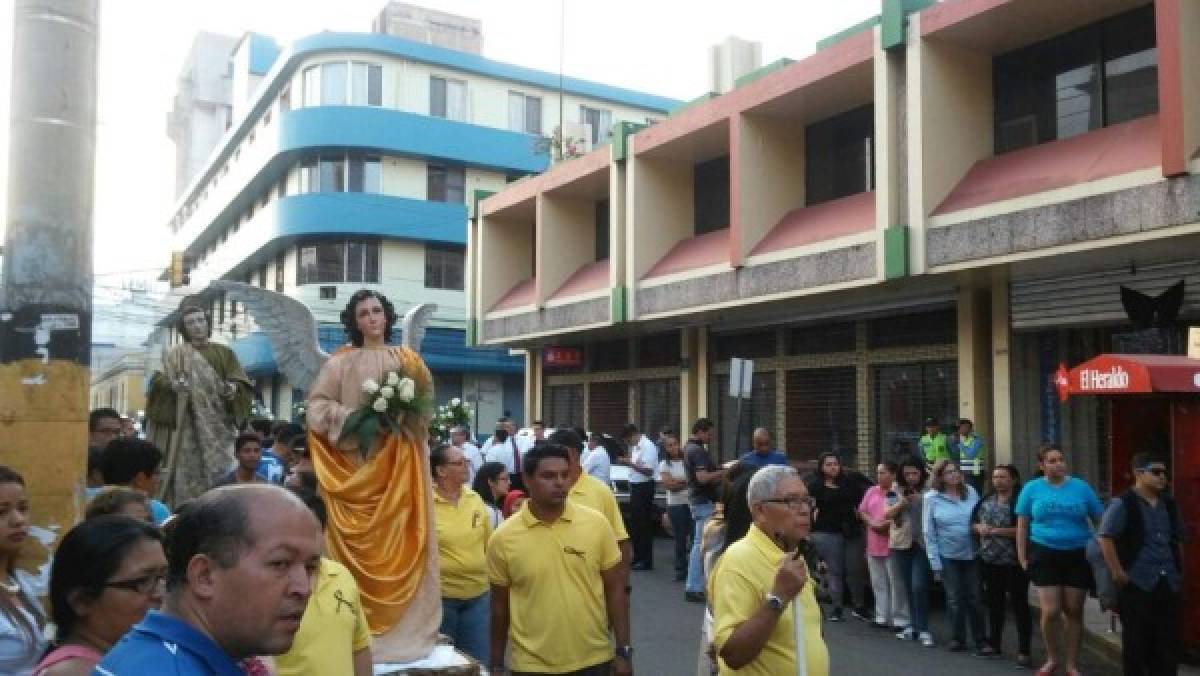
[629,536,1122,676]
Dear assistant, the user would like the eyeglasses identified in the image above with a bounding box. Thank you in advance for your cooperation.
[762,497,815,513]
[105,572,167,595]
[1137,467,1167,477]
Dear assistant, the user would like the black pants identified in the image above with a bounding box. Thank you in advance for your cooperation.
[980,561,1032,655]
[514,660,612,676]
[1119,577,1180,676]
[630,481,656,567]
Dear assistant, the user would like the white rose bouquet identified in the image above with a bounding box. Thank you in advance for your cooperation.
[340,367,432,459]
[429,396,473,443]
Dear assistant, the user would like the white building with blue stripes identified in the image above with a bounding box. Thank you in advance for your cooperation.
[160,16,677,431]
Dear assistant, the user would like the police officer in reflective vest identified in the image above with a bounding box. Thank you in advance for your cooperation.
[953,418,987,492]
[919,417,952,471]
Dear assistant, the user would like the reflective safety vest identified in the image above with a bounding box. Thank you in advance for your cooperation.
[920,433,952,466]
[956,434,986,475]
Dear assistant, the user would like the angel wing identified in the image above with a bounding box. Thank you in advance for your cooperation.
[210,280,329,390]
[402,303,438,351]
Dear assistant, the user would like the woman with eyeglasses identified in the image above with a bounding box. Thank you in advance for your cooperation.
[924,459,993,656]
[1015,446,1104,676]
[430,443,492,664]
[34,515,165,675]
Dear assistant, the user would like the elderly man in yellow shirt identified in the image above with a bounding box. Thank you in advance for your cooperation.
[487,442,632,676]
[276,487,373,676]
[431,442,493,664]
[711,465,829,676]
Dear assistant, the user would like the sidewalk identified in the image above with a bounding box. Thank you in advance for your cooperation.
[1077,596,1200,675]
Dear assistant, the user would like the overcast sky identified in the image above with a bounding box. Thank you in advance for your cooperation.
[0,0,881,295]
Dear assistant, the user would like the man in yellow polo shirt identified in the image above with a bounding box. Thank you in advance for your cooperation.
[487,442,631,676]
[712,465,829,676]
[549,429,632,574]
[277,487,373,676]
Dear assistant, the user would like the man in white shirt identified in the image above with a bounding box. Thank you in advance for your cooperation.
[583,433,613,485]
[482,416,533,491]
[451,425,483,484]
[621,423,659,571]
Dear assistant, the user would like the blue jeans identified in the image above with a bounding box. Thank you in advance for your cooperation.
[892,547,932,632]
[440,591,490,663]
[940,558,986,646]
[686,502,714,593]
[667,504,693,577]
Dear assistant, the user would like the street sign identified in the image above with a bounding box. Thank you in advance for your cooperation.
[729,357,754,398]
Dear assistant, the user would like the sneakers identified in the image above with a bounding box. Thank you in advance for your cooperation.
[919,632,935,648]
[829,608,844,622]
[947,640,966,652]
[684,591,706,603]
[850,607,871,622]
[895,627,915,641]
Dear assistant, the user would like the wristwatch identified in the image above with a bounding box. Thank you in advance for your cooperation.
[765,593,786,612]
[616,645,634,660]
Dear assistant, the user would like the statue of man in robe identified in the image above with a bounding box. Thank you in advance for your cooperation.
[146,305,253,504]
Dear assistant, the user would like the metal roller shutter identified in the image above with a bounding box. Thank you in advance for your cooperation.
[711,372,776,462]
[638,378,680,437]
[785,367,857,462]
[588,381,629,438]
[1010,259,1200,330]
[543,384,584,429]
[873,360,958,462]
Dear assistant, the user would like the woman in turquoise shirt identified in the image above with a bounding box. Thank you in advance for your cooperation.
[1015,446,1104,676]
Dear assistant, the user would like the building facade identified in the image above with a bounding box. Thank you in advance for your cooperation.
[90,351,147,419]
[161,7,677,431]
[471,0,1200,485]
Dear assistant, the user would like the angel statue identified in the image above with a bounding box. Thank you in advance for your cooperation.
[145,304,254,505]
[213,281,441,663]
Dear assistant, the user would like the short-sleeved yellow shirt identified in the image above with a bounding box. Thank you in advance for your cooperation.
[434,487,493,599]
[487,501,621,673]
[711,525,829,676]
[275,557,372,676]
[569,473,629,541]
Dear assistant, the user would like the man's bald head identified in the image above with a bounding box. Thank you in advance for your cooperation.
[165,484,316,591]
[752,428,772,453]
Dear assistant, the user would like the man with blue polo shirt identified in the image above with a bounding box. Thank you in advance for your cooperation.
[97,484,322,675]
[738,428,789,470]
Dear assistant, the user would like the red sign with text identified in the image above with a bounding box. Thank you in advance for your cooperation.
[1066,354,1200,396]
[543,347,583,367]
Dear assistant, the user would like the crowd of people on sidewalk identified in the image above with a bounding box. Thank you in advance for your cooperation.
[0,406,1186,676]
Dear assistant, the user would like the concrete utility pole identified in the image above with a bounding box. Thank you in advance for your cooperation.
[0,0,99,567]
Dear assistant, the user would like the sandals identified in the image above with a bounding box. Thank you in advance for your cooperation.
[1035,663,1057,676]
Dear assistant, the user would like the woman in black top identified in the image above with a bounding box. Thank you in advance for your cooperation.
[807,452,871,621]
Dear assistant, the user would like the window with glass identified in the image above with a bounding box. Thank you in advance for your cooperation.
[427,164,466,203]
[993,4,1157,154]
[319,62,347,105]
[296,239,381,285]
[805,104,875,205]
[579,105,612,145]
[350,62,383,106]
[318,156,346,193]
[299,154,380,194]
[694,156,730,235]
[425,243,465,290]
[430,76,467,121]
[595,199,610,261]
[508,91,543,134]
[303,66,320,107]
[347,156,382,193]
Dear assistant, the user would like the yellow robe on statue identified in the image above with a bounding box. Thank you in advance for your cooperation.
[305,345,441,663]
